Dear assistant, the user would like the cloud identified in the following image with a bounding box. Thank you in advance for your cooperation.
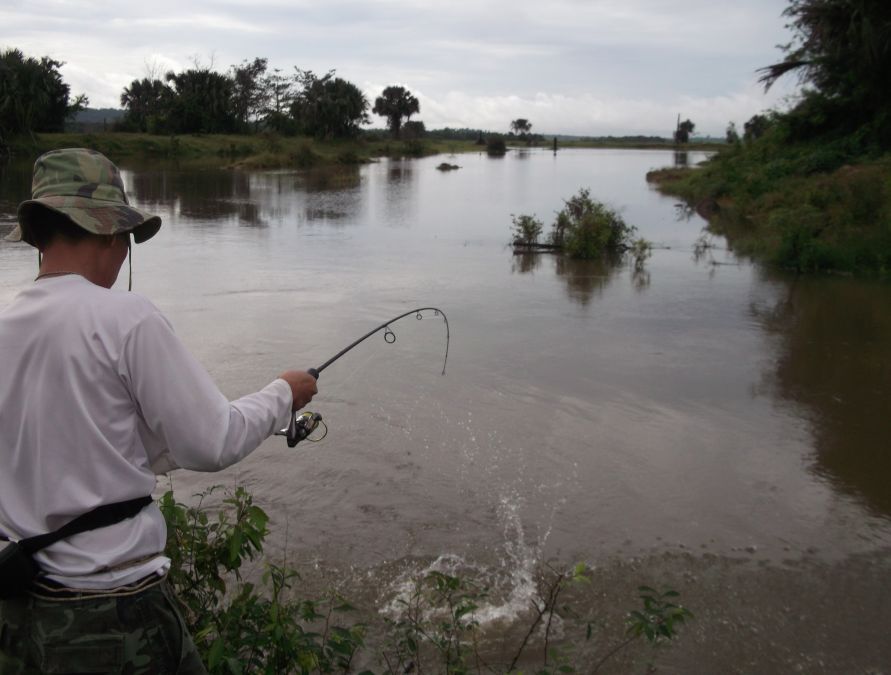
[384,80,796,137]
[108,14,272,33]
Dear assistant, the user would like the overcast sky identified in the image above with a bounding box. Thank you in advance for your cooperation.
[2,0,799,136]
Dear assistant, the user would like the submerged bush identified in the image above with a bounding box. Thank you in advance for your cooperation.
[511,213,544,245]
[486,137,506,156]
[551,188,636,259]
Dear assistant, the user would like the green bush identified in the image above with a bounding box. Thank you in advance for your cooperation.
[291,143,319,168]
[337,149,361,165]
[160,488,365,674]
[551,188,635,258]
[486,137,506,156]
[511,213,544,245]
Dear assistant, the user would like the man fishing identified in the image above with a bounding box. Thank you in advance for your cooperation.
[0,148,318,673]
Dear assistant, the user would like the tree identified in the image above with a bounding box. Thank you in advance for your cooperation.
[290,70,368,139]
[262,68,296,133]
[0,48,82,140]
[120,78,172,133]
[510,118,532,139]
[372,85,419,138]
[758,0,891,142]
[725,121,740,144]
[743,113,771,142]
[402,120,426,140]
[231,57,268,131]
[674,117,695,144]
[164,68,238,134]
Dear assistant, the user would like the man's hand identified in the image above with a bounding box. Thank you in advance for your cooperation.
[279,370,318,410]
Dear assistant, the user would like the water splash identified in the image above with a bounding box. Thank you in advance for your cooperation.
[378,491,552,629]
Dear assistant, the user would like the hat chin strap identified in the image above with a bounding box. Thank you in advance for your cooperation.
[34,236,133,290]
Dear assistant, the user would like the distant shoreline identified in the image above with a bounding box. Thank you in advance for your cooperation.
[3,132,723,169]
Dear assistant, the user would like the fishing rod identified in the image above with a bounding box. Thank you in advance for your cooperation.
[275,307,450,447]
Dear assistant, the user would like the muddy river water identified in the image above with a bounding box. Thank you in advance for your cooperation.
[2,148,889,672]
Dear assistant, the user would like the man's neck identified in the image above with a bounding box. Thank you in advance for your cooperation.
[39,241,119,289]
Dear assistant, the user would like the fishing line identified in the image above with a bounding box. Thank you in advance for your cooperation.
[277,307,449,448]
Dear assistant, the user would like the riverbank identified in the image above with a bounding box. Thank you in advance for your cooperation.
[3,132,481,169]
[271,546,891,673]
[163,484,891,674]
[646,143,891,275]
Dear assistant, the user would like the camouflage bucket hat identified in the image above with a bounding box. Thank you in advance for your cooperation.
[8,148,162,247]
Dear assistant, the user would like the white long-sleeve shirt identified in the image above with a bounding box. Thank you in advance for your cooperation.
[0,275,292,589]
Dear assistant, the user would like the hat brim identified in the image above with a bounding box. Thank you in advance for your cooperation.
[14,197,162,247]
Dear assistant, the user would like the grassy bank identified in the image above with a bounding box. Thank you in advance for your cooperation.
[4,132,481,168]
[647,140,891,275]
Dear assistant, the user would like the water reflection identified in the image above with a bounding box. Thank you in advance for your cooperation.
[554,256,623,305]
[298,168,362,225]
[298,166,361,192]
[122,165,367,228]
[0,160,31,226]
[755,274,891,518]
[386,161,412,185]
[123,167,264,226]
[631,267,650,292]
[511,249,645,305]
[511,251,543,274]
[674,150,689,167]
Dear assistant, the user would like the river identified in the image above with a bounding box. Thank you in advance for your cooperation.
[1,148,889,672]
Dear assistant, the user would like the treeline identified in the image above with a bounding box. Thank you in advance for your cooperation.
[0,49,426,144]
[118,58,424,140]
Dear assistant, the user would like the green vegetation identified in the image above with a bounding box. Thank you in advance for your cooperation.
[511,189,652,273]
[647,142,891,273]
[0,48,88,146]
[551,189,636,259]
[2,47,429,153]
[160,487,366,673]
[486,137,507,157]
[511,214,544,245]
[673,118,696,144]
[162,486,691,674]
[509,119,535,145]
[648,0,891,275]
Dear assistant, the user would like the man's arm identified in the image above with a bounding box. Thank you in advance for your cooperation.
[119,311,316,471]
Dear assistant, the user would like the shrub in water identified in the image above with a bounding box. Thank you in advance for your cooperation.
[486,137,506,156]
[551,188,635,259]
[512,214,544,245]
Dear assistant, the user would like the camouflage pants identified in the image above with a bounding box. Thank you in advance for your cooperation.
[0,580,207,674]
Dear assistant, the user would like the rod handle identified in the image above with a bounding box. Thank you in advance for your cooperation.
[308,367,319,380]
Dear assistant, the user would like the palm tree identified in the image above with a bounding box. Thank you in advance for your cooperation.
[759,0,891,121]
[372,86,419,138]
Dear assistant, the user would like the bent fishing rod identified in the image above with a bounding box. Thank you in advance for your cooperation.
[275,307,450,447]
